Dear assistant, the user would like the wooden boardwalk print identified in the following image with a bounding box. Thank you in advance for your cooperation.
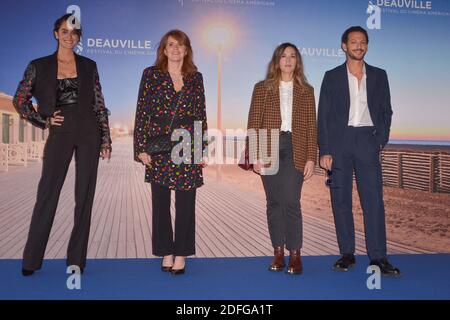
[0,137,431,260]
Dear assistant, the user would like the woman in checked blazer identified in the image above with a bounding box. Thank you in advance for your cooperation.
[247,43,317,275]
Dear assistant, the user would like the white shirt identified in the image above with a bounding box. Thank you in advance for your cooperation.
[279,80,293,132]
[347,64,374,127]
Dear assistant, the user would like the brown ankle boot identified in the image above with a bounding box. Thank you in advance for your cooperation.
[286,249,303,274]
[269,246,285,271]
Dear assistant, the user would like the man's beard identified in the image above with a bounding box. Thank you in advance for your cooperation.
[347,50,366,61]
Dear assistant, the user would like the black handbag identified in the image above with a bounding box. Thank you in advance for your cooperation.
[146,134,173,155]
[146,94,182,155]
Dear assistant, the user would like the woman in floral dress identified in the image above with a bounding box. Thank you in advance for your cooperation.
[134,30,208,275]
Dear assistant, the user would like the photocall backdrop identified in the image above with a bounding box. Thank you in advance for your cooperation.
[1,0,450,143]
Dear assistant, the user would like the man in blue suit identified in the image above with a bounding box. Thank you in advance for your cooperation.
[318,26,400,276]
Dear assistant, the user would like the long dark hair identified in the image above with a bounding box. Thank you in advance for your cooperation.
[265,42,310,90]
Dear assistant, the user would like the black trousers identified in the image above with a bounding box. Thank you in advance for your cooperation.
[260,132,304,251]
[329,126,387,260]
[151,183,196,256]
[22,108,100,270]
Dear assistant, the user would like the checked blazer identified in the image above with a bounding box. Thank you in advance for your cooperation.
[246,80,318,172]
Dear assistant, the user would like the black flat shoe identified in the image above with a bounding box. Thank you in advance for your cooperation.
[370,258,401,277]
[171,267,185,275]
[22,268,34,276]
[332,254,356,272]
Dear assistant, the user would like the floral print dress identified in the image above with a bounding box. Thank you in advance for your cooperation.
[133,66,208,191]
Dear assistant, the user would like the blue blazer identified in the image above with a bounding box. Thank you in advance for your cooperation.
[317,62,393,157]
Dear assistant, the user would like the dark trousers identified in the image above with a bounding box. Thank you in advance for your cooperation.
[151,183,196,256]
[261,132,304,251]
[329,126,387,260]
[22,115,100,270]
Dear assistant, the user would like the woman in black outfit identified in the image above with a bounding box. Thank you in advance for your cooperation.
[13,13,112,276]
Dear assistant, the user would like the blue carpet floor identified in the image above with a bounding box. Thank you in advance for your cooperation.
[1,254,449,300]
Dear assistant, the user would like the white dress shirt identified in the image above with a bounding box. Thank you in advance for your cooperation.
[347,64,374,127]
[279,80,293,132]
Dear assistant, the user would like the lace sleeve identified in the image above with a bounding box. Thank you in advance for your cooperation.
[93,65,112,151]
[13,63,47,129]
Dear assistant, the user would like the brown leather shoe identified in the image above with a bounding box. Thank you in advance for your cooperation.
[268,246,285,271]
[286,249,303,275]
